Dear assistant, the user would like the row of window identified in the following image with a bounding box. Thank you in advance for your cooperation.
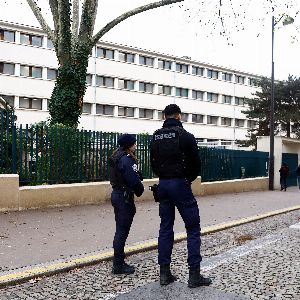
[0,94,256,128]
[98,47,257,85]
[0,62,250,106]
[0,27,258,86]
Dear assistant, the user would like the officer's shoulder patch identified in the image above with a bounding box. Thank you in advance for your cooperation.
[132,164,138,172]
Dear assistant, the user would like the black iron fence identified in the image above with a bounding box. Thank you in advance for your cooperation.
[0,114,268,185]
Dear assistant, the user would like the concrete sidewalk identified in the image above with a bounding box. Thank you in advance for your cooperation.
[1,187,300,273]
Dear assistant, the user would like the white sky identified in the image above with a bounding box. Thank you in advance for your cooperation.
[1,0,300,80]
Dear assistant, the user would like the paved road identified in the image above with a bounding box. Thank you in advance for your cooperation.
[0,209,299,299]
[1,188,300,271]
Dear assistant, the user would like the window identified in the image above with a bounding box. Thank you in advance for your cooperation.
[207,69,219,79]
[20,33,43,47]
[158,59,172,70]
[221,117,232,126]
[119,52,135,63]
[97,47,114,59]
[118,106,134,117]
[0,95,14,107]
[235,75,245,84]
[235,97,245,106]
[221,140,232,146]
[176,63,188,73]
[207,92,218,102]
[181,113,189,122]
[192,66,204,76]
[248,120,257,128]
[19,97,42,110]
[192,114,203,123]
[235,119,245,127]
[157,110,163,120]
[139,82,154,93]
[47,68,57,80]
[192,90,203,100]
[82,103,92,114]
[0,62,14,75]
[47,39,54,49]
[207,116,218,125]
[20,65,42,78]
[0,29,15,42]
[176,87,188,98]
[222,95,232,104]
[139,55,154,67]
[96,104,114,115]
[96,76,114,87]
[85,74,92,85]
[158,85,172,95]
[118,79,135,90]
[139,108,153,119]
[207,139,218,143]
[248,77,257,86]
[222,72,232,81]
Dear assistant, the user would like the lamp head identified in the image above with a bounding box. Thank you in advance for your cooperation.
[283,16,294,26]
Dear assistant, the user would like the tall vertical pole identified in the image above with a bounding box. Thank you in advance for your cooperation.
[269,15,275,190]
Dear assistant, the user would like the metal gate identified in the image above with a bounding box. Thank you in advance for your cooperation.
[282,153,298,186]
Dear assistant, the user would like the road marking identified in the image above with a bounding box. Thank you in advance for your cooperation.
[290,222,300,229]
[201,234,281,271]
[1,205,300,287]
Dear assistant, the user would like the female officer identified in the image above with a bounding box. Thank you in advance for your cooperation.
[109,134,144,274]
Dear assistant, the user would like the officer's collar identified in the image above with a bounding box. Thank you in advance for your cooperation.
[163,118,183,128]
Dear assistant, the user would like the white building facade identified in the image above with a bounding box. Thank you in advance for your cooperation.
[0,20,260,148]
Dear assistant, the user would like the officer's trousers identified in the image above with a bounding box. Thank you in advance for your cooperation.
[111,191,136,266]
[158,178,202,269]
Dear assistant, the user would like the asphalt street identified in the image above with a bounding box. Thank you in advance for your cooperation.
[0,209,299,299]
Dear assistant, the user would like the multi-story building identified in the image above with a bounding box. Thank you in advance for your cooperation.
[0,20,260,148]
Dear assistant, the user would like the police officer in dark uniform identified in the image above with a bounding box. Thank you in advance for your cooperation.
[109,134,144,275]
[150,104,212,288]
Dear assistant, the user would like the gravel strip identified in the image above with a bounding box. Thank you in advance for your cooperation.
[0,210,299,300]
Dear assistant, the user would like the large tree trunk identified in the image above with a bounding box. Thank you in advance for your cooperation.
[49,57,89,127]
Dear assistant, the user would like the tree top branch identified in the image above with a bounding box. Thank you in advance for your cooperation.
[91,0,184,46]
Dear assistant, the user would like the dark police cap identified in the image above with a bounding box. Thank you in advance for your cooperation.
[163,104,182,117]
[118,134,136,149]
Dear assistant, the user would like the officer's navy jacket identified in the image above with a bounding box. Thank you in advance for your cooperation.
[150,118,201,182]
[110,149,144,197]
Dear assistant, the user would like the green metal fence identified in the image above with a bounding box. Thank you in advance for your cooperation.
[0,117,268,185]
[198,147,268,182]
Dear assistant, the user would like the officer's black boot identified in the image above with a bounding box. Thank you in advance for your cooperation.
[112,262,135,275]
[188,268,212,288]
[160,265,177,286]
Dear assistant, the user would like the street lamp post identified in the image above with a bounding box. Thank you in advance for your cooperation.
[269,15,294,191]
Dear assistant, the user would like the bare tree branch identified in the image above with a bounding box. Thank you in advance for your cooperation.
[72,0,80,38]
[26,0,55,42]
[91,0,184,46]
[49,0,59,35]
[57,0,72,64]
[79,0,98,44]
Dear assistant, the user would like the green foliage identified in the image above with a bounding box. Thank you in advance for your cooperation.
[49,61,88,128]
[0,105,17,173]
[239,76,300,147]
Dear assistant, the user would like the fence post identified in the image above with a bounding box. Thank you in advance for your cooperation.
[11,125,17,174]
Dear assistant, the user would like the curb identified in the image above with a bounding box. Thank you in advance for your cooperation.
[1,205,300,288]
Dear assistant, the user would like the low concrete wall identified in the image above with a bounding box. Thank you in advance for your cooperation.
[0,174,19,211]
[200,177,269,196]
[0,175,268,211]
